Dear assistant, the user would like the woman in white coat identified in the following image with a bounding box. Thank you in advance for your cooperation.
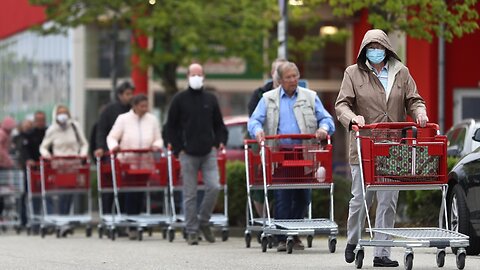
[107,94,163,238]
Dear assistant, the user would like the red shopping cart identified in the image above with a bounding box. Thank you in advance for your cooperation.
[166,147,229,242]
[39,156,93,238]
[96,149,169,241]
[25,162,42,235]
[244,134,337,254]
[353,122,469,270]
[0,168,24,233]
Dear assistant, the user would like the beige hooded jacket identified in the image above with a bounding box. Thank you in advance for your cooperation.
[335,29,427,164]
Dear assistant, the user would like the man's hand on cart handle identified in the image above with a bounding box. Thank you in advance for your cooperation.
[110,146,120,153]
[352,115,365,127]
[416,113,429,127]
[255,130,265,144]
[315,128,328,140]
[94,148,104,158]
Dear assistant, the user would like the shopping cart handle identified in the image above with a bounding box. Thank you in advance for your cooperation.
[106,148,162,156]
[40,155,88,161]
[243,134,330,144]
[352,122,439,132]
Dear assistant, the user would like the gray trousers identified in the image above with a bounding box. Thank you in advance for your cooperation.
[347,165,399,257]
[180,149,220,234]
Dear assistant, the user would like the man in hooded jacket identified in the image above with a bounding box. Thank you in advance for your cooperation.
[335,29,429,267]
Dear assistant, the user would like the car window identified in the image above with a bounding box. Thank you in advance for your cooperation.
[226,124,247,149]
[447,127,466,152]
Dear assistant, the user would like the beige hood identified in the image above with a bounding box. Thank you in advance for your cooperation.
[356,29,401,70]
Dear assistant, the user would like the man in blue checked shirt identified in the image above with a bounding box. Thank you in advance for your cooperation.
[248,61,335,252]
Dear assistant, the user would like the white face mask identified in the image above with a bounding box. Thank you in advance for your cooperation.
[56,113,69,124]
[188,75,204,90]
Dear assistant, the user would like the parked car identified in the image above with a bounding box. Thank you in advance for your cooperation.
[446,118,480,158]
[223,115,248,162]
[447,128,480,255]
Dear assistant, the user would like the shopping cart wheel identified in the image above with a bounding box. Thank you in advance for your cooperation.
[26,227,31,236]
[456,252,466,270]
[110,228,116,241]
[404,253,413,270]
[148,228,153,237]
[267,236,274,249]
[436,249,446,267]
[245,233,251,248]
[40,227,46,238]
[355,249,364,269]
[287,239,294,254]
[168,229,175,242]
[15,226,22,235]
[86,226,92,237]
[222,230,229,241]
[328,238,337,253]
[98,227,103,239]
[137,230,143,241]
[261,236,268,252]
[307,235,313,248]
[56,228,61,238]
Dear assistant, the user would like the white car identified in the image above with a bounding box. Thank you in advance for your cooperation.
[446,118,480,157]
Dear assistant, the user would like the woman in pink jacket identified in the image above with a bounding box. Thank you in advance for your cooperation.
[0,116,17,217]
[107,94,163,239]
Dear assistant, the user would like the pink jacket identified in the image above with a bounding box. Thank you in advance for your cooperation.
[0,128,14,168]
[107,110,163,150]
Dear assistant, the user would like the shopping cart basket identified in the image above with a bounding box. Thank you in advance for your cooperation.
[166,147,229,242]
[0,168,24,233]
[39,156,93,238]
[353,122,469,270]
[97,149,169,241]
[244,134,337,254]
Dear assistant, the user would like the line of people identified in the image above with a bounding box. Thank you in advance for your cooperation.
[1,29,431,266]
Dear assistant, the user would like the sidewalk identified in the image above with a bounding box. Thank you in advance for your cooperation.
[0,230,478,269]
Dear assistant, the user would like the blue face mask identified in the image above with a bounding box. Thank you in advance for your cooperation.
[366,48,385,64]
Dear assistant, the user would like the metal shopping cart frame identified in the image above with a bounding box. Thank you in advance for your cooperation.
[0,169,24,233]
[244,134,338,254]
[353,122,469,270]
[39,156,93,238]
[97,149,170,241]
[165,147,229,242]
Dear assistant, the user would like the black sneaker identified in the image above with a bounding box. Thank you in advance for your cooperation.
[373,257,399,267]
[199,225,215,243]
[345,243,356,263]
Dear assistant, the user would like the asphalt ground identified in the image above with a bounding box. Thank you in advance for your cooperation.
[1,228,479,270]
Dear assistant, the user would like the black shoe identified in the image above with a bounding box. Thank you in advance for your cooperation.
[345,244,356,263]
[373,257,399,267]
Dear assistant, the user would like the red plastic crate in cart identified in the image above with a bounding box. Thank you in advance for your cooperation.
[99,149,168,188]
[41,156,90,190]
[245,134,333,186]
[354,122,448,185]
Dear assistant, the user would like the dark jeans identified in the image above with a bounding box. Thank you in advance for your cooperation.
[124,192,144,215]
[274,189,311,241]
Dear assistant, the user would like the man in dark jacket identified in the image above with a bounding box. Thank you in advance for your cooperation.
[166,63,228,245]
[93,81,134,216]
[94,81,134,158]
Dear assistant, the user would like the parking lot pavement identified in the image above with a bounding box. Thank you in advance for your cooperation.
[0,230,479,270]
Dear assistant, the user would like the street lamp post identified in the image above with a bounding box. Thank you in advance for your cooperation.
[278,0,288,59]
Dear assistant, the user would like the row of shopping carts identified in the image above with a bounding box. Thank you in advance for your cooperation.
[21,148,228,241]
[242,123,469,269]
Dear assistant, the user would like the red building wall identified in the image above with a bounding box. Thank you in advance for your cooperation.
[0,0,45,39]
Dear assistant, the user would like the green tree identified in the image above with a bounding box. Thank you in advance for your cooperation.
[29,0,277,103]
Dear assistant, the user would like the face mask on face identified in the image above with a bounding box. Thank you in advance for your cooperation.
[56,113,69,124]
[188,75,204,90]
[366,48,386,64]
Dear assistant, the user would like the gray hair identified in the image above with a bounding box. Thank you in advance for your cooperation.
[275,61,300,82]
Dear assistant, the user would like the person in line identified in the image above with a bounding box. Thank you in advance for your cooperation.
[23,111,48,230]
[248,61,335,252]
[106,94,163,239]
[166,63,228,245]
[39,105,89,236]
[247,58,287,219]
[335,29,429,267]
[93,81,133,218]
[0,116,17,218]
